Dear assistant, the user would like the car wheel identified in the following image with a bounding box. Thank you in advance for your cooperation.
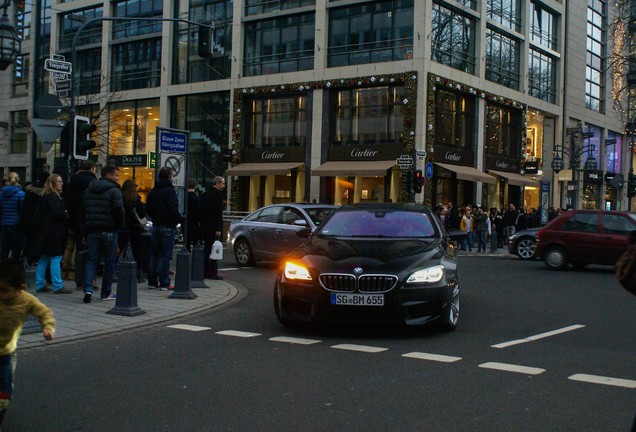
[544,247,568,270]
[516,237,536,260]
[234,238,255,266]
[273,283,296,327]
[437,285,459,332]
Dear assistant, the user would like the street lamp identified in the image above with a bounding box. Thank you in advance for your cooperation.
[552,128,597,209]
[0,11,20,71]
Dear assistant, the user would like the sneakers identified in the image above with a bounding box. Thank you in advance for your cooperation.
[159,285,175,291]
[101,293,116,301]
[54,288,73,294]
[83,292,92,303]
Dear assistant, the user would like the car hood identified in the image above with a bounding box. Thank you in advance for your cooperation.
[288,236,448,273]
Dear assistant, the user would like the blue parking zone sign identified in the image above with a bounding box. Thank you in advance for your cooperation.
[425,162,434,179]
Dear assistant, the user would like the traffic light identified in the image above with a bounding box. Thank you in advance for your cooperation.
[59,124,70,158]
[629,173,636,197]
[73,115,96,160]
[413,169,423,193]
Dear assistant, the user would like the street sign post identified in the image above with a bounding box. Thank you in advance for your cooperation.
[44,58,72,74]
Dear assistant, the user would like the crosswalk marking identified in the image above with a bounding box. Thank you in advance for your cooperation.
[215,330,262,338]
[491,324,586,348]
[568,374,636,389]
[270,336,322,345]
[402,352,462,363]
[479,362,545,375]
[167,324,211,332]
[331,344,388,353]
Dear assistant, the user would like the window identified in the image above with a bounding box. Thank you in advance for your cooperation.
[528,48,556,103]
[328,0,414,67]
[563,213,599,233]
[332,86,404,146]
[10,111,28,154]
[487,0,520,32]
[174,0,232,84]
[602,214,636,234]
[245,0,314,16]
[485,103,521,159]
[112,0,162,40]
[435,89,474,150]
[486,28,519,90]
[15,0,31,41]
[78,48,101,95]
[111,39,161,91]
[586,0,605,112]
[12,54,28,98]
[605,132,621,173]
[59,7,103,50]
[248,206,281,223]
[530,2,557,50]
[247,95,309,148]
[244,13,315,76]
[431,2,476,74]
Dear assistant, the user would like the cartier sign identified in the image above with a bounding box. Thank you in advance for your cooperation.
[261,151,285,160]
[351,148,379,158]
[444,151,462,162]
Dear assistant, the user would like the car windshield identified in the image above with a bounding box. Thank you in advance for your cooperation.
[318,209,437,238]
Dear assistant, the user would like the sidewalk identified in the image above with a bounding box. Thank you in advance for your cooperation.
[18,274,239,350]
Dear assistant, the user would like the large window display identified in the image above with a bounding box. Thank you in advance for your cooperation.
[108,99,160,200]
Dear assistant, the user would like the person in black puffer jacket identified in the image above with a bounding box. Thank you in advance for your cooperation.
[81,165,124,303]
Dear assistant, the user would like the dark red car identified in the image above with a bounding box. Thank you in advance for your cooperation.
[535,209,636,270]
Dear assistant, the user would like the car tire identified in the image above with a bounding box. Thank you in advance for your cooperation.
[437,286,459,332]
[544,246,568,270]
[234,238,255,266]
[515,237,536,260]
[273,283,296,327]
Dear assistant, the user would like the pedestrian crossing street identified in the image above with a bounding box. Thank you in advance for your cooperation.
[166,324,636,390]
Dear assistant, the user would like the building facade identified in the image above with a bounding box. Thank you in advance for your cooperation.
[0,0,633,214]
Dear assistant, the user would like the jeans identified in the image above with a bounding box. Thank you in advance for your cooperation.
[0,353,17,425]
[84,231,118,298]
[476,231,487,252]
[36,255,63,291]
[0,226,23,261]
[148,226,176,287]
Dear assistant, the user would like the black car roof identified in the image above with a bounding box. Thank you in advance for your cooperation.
[338,203,433,212]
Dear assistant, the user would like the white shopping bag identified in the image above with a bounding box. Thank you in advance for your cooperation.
[210,240,224,260]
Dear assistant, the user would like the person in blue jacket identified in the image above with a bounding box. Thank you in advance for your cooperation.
[0,172,25,260]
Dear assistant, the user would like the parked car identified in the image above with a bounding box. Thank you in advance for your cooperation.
[229,203,337,266]
[273,203,465,331]
[507,227,540,260]
[535,209,636,270]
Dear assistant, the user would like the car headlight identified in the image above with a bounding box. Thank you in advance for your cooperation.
[406,265,445,284]
[283,262,312,281]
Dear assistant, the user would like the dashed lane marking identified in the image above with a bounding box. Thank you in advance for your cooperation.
[331,344,388,353]
[402,352,462,363]
[215,330,262,338]
[167,324,211,332]
[568,374,636,389]
[479,362,546,375]
[491,324,586,348]
[270,336,322,345]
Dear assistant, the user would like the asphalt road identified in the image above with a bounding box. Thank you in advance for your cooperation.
[7,255,636,432]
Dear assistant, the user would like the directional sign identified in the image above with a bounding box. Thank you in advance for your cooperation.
[396,155,413,166]
[55,80,71,92]
[416,150,427,161]
[44,59,72,74]
[51,72,69,80]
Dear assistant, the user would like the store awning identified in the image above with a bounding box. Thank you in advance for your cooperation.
[312,160,396,176]
[488,169,539,187]
[434,162,496,184]
[225,162,304,176]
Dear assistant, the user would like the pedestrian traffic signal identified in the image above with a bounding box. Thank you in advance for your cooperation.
[629,173,636,197]
[413,169,423,193]
[73,115,96,160]
[59,124,70,158]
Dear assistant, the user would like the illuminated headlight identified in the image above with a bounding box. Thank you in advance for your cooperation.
[283,262,312,280]
[406,265,445,284]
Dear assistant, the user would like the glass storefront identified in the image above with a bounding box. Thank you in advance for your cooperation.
[108,99,160,201]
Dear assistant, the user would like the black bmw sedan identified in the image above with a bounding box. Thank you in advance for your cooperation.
[273,203,463,331]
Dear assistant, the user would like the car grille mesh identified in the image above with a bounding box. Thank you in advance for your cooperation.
[319,274,397,293]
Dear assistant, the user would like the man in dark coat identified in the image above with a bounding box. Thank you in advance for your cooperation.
[200,176,225,280]
[19,171,49,264]
[64,160,97,289]
[145,167,183,290]
[81,165,124,303]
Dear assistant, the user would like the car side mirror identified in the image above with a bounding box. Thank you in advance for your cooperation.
[293,219,308,227]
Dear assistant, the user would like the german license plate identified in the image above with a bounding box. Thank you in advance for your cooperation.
[330,293,384,306]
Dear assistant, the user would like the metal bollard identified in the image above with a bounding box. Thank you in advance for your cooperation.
[169,247,197,299]
[107,243,145,316]
[190,241,208,288]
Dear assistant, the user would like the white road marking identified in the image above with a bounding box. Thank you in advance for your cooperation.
[270,336,322,345]
[402,352,462,363]
[219,267,243,271]
[491,324,586,348]
[479,362,545,375]
[215,330,262,338]
[167,324,211,332]
[568,374,636,389]
[331,344,388,353]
